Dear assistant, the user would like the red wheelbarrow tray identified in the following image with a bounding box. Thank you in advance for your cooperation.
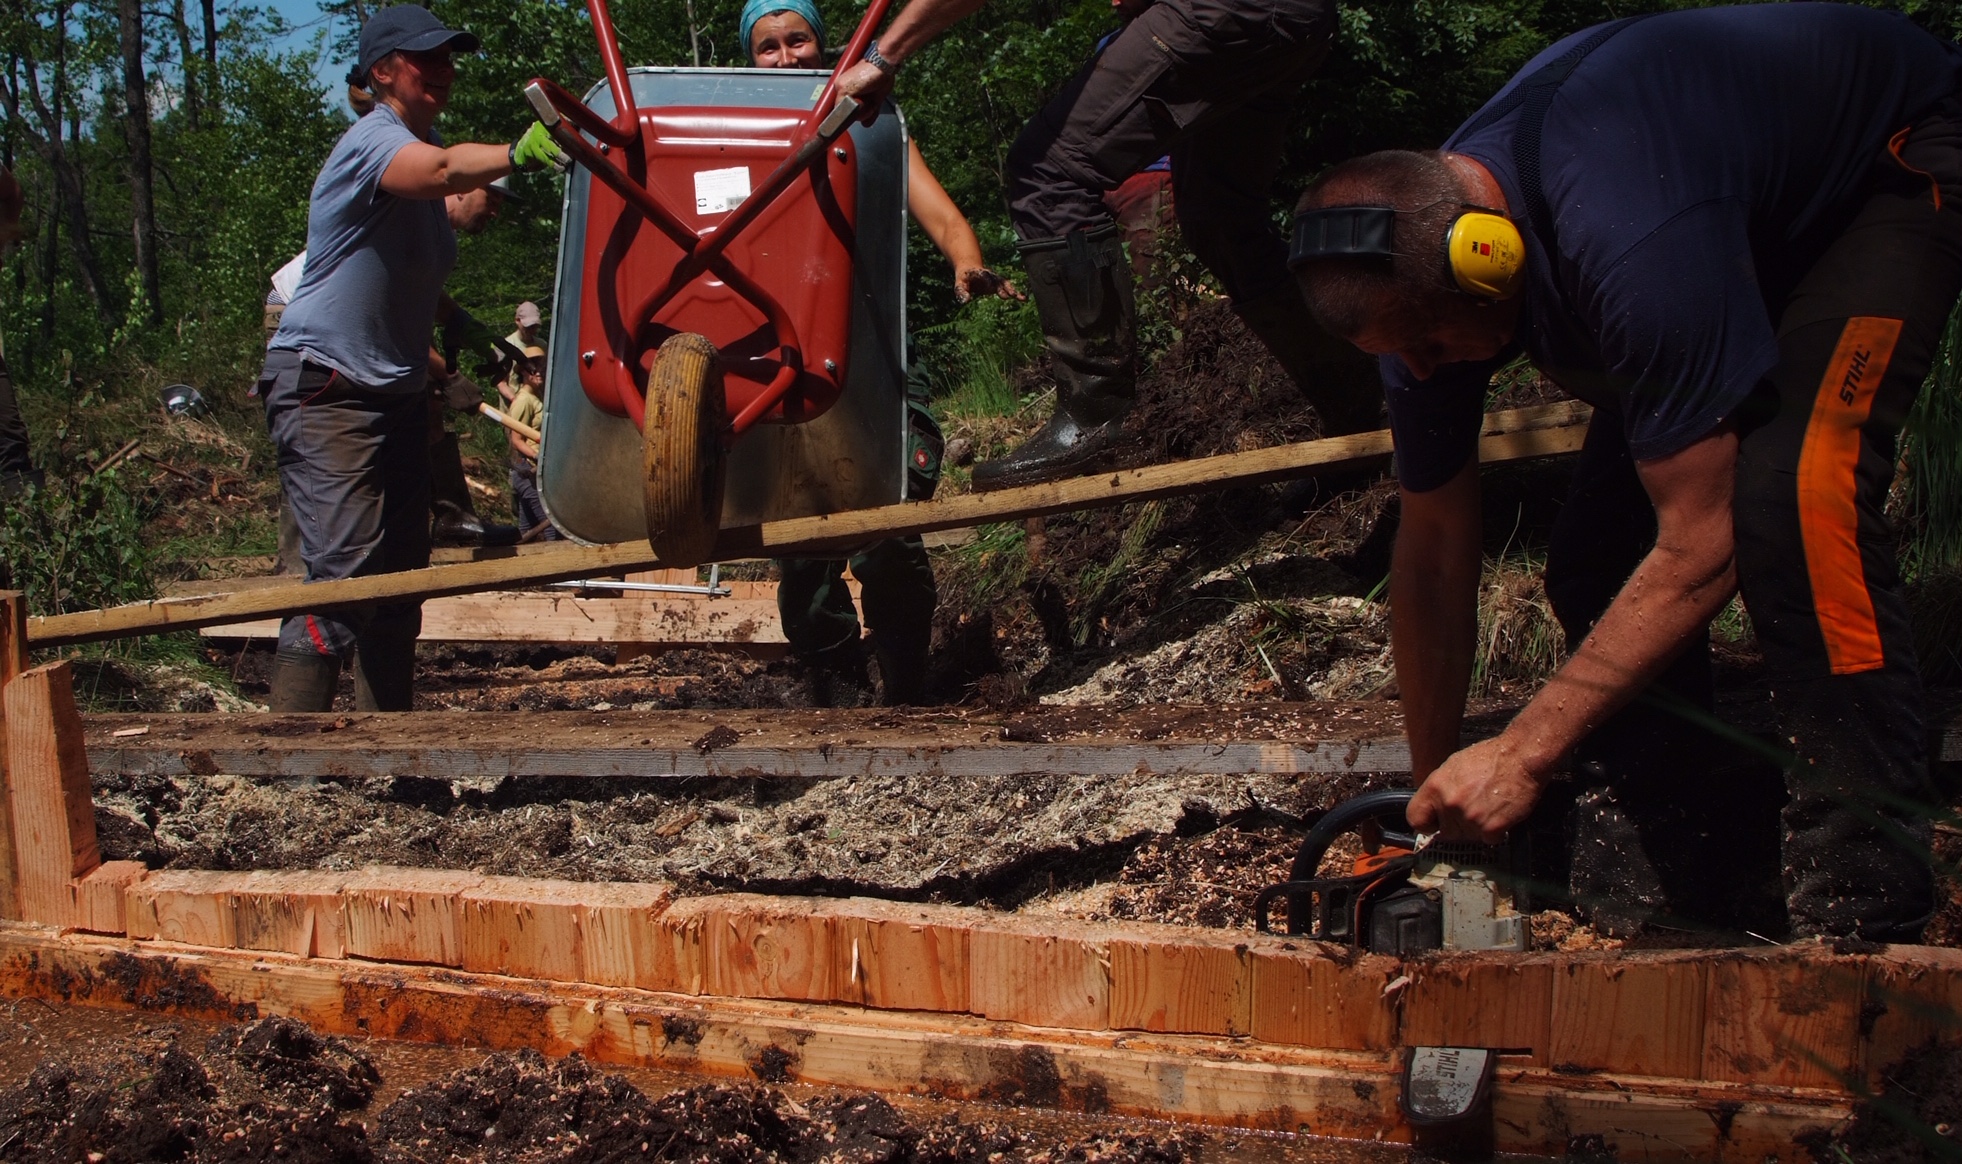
[533,68,912,546]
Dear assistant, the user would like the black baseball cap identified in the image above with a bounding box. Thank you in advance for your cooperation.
[356,6,481,77]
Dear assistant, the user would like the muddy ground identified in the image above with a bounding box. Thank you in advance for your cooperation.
[0,1010,1415,1164]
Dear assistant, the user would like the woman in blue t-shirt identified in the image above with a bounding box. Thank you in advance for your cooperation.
[259,5,566,714]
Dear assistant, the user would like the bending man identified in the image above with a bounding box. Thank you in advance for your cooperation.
[1291,5,1962,941]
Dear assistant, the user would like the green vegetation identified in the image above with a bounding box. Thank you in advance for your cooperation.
[4,0,1962,662]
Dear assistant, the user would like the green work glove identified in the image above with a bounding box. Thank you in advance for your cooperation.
[509,121,569,173]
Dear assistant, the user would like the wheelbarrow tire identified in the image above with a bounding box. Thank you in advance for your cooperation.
[642,333,726,568]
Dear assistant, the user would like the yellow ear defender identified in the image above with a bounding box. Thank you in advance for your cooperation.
[1442,209,1525,300]
[1289,204,1526,302]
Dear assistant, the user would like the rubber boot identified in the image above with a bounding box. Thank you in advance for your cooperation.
[972,225,1137,491]
[1232,288,1384,438]
[805,640,872,709]
[269,649,341,713]
[428,431,519,547]
[352,627,417,712]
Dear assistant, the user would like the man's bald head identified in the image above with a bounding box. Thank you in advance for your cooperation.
[1292,150,1466,344]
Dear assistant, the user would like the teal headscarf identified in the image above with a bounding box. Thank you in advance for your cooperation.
[740,0,826,56]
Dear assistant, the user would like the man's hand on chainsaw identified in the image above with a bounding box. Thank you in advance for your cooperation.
[1406,737,1547,843]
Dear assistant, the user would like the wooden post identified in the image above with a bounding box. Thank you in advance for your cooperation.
[2,660,103,925]
[0,591,28,919]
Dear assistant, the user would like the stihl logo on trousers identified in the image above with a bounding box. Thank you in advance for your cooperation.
[1839,347,1873,405]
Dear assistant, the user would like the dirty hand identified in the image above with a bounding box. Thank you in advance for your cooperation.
[509,121,569,173]
[1405,738,1547,844]
[835,61,896,121]
[955,267,1023,304]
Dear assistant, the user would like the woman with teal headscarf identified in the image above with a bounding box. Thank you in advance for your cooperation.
[744,0,1015,707]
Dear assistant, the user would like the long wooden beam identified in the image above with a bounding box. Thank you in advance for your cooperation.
[82,707,1424,782]
[27,403,1591,648]
[197,586,796,645]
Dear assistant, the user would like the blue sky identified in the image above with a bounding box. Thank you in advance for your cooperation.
[260,0,354,98]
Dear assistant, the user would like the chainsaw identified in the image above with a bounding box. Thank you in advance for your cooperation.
[1252,788,1528,954]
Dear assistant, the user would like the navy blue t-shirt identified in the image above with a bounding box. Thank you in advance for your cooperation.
[1386,3,1962,492]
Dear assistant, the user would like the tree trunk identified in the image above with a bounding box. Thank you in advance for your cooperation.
[2,13,113,325]
[200,0,218,114]
[171,0,198,128]
[117,0,164,326]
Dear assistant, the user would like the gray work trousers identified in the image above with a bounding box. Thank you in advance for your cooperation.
[1004,0,1333,304]
[259,349,430,659]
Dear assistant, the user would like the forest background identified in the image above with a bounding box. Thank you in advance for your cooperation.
[3,0,1962,625]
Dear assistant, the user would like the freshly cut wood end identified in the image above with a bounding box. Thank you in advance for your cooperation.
[68,861,148,935]
[126,868,249,947]
[966,914,1131,1030]
[230,870,352,958]
[340,866,484,967]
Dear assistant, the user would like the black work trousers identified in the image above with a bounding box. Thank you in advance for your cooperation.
[1003,0,1332,304]
[1551,104,1962,942]
[260,349,431,664]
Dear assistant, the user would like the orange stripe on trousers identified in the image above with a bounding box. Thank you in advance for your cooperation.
[1795,316,1902,674]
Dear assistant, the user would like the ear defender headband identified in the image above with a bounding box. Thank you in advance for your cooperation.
[1289,204,1526,301]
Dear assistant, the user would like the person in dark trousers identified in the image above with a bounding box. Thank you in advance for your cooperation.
[261,4,564,713]
[836,0,1379,491]
[743,0,996,705]
[1290,5,1962,943]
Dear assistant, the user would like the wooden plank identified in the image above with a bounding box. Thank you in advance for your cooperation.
[0,925,1858,1160]
[340,866,482,967]
[127,869,238,946]
[1399,953,1557,1064]
[1248,944,1400,1052]
[28,404,1591,648]
[83,709,1421,784]
[70,861,147,935]
[460,875,593,981]
[3,662,101,926]
[575,880,678,991]
[230,869,350,958]
[1704,948,1867,1089]
[1859,944,1962,1088]
[0,591,24,920]
[1547,951,1708,1079]
[692,893,843,1004]
[1109,926,1254,1036]
[968,915,1117,1030]
[829,897,970,1013]
[200,591,789,645]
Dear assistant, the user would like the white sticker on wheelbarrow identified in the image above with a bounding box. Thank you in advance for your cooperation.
[694,166,751,215]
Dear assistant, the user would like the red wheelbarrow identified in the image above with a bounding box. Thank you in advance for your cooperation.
[523,0,900,565]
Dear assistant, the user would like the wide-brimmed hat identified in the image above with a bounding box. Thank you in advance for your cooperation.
[357,6,481,78]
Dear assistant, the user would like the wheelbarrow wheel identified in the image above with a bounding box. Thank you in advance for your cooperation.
[641,332,726,567]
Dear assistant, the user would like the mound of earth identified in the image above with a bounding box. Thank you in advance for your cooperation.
[0,1024,1196,1164]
